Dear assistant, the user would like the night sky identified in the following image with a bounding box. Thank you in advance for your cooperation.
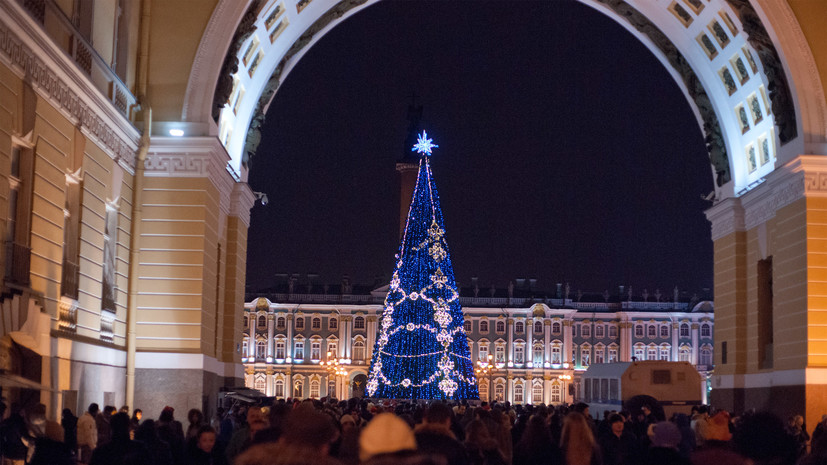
[245,0,715,298]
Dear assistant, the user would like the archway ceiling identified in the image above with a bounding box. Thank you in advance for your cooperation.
[206,0,803,200]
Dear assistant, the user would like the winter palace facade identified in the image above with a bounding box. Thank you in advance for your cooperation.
[242,290,714,404]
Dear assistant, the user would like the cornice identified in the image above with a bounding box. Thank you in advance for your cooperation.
[705,197,746,241]
[230,182,256,228]
[0,1,139,171]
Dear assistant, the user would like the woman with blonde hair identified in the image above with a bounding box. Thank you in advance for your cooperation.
[560,412,601,465]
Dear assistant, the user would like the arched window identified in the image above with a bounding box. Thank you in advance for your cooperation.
[328,378,336,398]
[353,339,365,361]
[464,320,471,332]
[647,325,657,338]
[295,317,305,330]
[479,342,489,361]
[635,324,644,338]
[495,383,505,401]
[275,339,285,359]
[495,344,505,363]
[256,340,266,359]
[660,325,669,338]
[312,317,321,330]
[679,346,691,362]
[581,345,591,366]
[275,379,285,398]
[329,317,338,330]
[242,338,249,357]
[515,321,523,333]
[552,322,561,334]
[532,383,543,404]
[294,341,304,360]
[533,343,543,365]
[496,321,505,333]
[514,383,524,404]
[254,374,266,393]
[277,317,286,329]
[534,321,543,333]
[479,382,489,402]
[243,315,249,327]
[551,344,562,364]
[293,379,303,398]
[310,379,320,398]
[480,320,489,332]
[581,324,591,338]
[515,345,525,364]
[647,345,658,360]
[595,325,604,338]
[354,316,365,329]
[551,383,562,403]
[660,344,670,361]
[680,323,690,337]
[594,345,605,364]
[608,345,618,363]
[700,346,713,366]
[258,315,266,327]
[327,341,337,359]
[634,344,645,361]
[608,325,617,338]
[310,340,321,360]
[701,323,711,337]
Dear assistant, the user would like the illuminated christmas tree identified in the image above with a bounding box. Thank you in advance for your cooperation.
[366,131,478,400]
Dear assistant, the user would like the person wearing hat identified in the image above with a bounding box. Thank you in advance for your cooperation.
[598,413,638,465]
[642,421,690,465]
[359,413,433,465]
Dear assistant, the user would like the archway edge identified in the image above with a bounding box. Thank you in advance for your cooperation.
[182,0,826,197]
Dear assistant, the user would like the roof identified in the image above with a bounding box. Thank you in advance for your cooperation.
[582,362,634,379]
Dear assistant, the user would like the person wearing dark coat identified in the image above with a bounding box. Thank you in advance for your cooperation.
[464,419,507,465]
[599,413,638,465]
[89,412,152,465]
[135,419,174,465]
[513,415,558,465]
[60,408,78,458]
[184,425,229,465]
[414,402,468,465]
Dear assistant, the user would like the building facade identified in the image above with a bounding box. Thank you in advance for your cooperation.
[243,292,713,404]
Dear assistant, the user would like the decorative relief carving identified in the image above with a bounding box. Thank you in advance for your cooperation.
[0,18,137,168]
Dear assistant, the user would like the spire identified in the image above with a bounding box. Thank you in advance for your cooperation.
[368,131,478,400]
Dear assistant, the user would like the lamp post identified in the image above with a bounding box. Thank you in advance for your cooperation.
[476,354,496,402]
[320,351,348,399]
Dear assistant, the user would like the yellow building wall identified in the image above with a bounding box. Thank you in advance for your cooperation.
[807,197,827,367]
[713,231,747,375]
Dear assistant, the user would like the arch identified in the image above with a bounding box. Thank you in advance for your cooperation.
[512,320,522,333]
[552,321,562,335]
[496,320,506,333]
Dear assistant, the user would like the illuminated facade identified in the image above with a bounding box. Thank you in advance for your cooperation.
[0,0,825,430]
[243,293,713,404]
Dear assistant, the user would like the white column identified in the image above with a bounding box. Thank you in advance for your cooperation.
[526,318,533,367]
[267,314,275,357]
[544,320,551,365]
[620,321,632,362]
[671,322,679,360]
[544,376,551,403]
[286,314,294,358]
[346,315,353,359]
[366,315,377,360]
[563,320,573,364]
[507,319,515,364]
[507,376,513,403]
[338,313,347,358]
[691,322,700,364]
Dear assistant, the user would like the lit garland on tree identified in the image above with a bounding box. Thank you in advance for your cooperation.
[366,131,479,399]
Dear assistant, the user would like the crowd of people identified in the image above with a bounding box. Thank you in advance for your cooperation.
[1,397,827,465]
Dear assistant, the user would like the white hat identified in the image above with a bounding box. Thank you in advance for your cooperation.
[359,413,417,461]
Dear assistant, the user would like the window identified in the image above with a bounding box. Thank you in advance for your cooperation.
[680,323,689,337]
[533,343,543,365]
[256,340,266,359]
[327,342,337,359]
[275,340,285,359]
[581,346,591,367]
[701,324,711,337]
[635,325,644,338]
[495,345,505,363]
[100,207,118,315]
[293,379,303,398]
[700,347,713,366]
[514,321,523,333]
[311,341,321,360]
[328,379,336,398]
[479,343,489,362]
[608,346,618,363]
[532,383,543,404]
[496,321,505,333]
[329,318,338,330]
[480,320,489,332]
[242,338,248,357]
[514,384,524,404]
[595,325,604,338]
[354,316,365,329]
[551,345,562,364]
[660,325,669,338]
[552,322,561,334]
[648,325,657,338]
[551,383,561,403]
[294,341,304,360]
[634,344,645,361]
[515,346,524,364]
[660,345,670,361]
[594,346,604,364]
[479,382,489,402]
[277,317,286,329]
[296,317,305,330]
[608,326,617,338]
[464,320,472,332]
[534,321,543,333]
[275,379,284,398]
[648,345,658,361]
[244,316,249,327]
[495,384,505,402]
[312,317,321,330]
[353,340,365,361]
[582,325,591,338]
[310,380,320,398]
[680,346,691,362]
[258,315,267,327]
[254,374,266,393]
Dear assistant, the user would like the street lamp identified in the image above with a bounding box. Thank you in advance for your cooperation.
[320,351,348,399]
[476,354,496,402]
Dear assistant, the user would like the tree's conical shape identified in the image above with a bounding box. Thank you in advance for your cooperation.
[367,131,478,400]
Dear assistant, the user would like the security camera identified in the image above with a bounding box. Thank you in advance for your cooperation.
[261,194,269,206]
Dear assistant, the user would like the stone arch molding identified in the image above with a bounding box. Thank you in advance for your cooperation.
[185,0,825,200]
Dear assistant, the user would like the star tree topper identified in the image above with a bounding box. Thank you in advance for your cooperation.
[412,130,438,156]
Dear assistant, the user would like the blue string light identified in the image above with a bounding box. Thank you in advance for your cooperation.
[367,131,479,400]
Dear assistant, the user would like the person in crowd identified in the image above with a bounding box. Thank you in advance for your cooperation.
[599,413,637,465]
[129,409,142,439]
[690,405,709,448]
[89,412,151,465]
[186,409,205,441]
[25,403,72,465]
[464,418,507,465]
[512,415,556,465]
[731,412,798,465]
[359,412,434,465]
[157,406,185,465]
[135,420,173,465]
[560,412,601,465]
[77,403,99,464]
[334,413,361,465]
[641,421,689,465]
[184,425,228,465]
[95,406,116,448]
[800,426,827,465]
[60,408,77,459]
[225,405,268,462]
[414,402,468,465]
